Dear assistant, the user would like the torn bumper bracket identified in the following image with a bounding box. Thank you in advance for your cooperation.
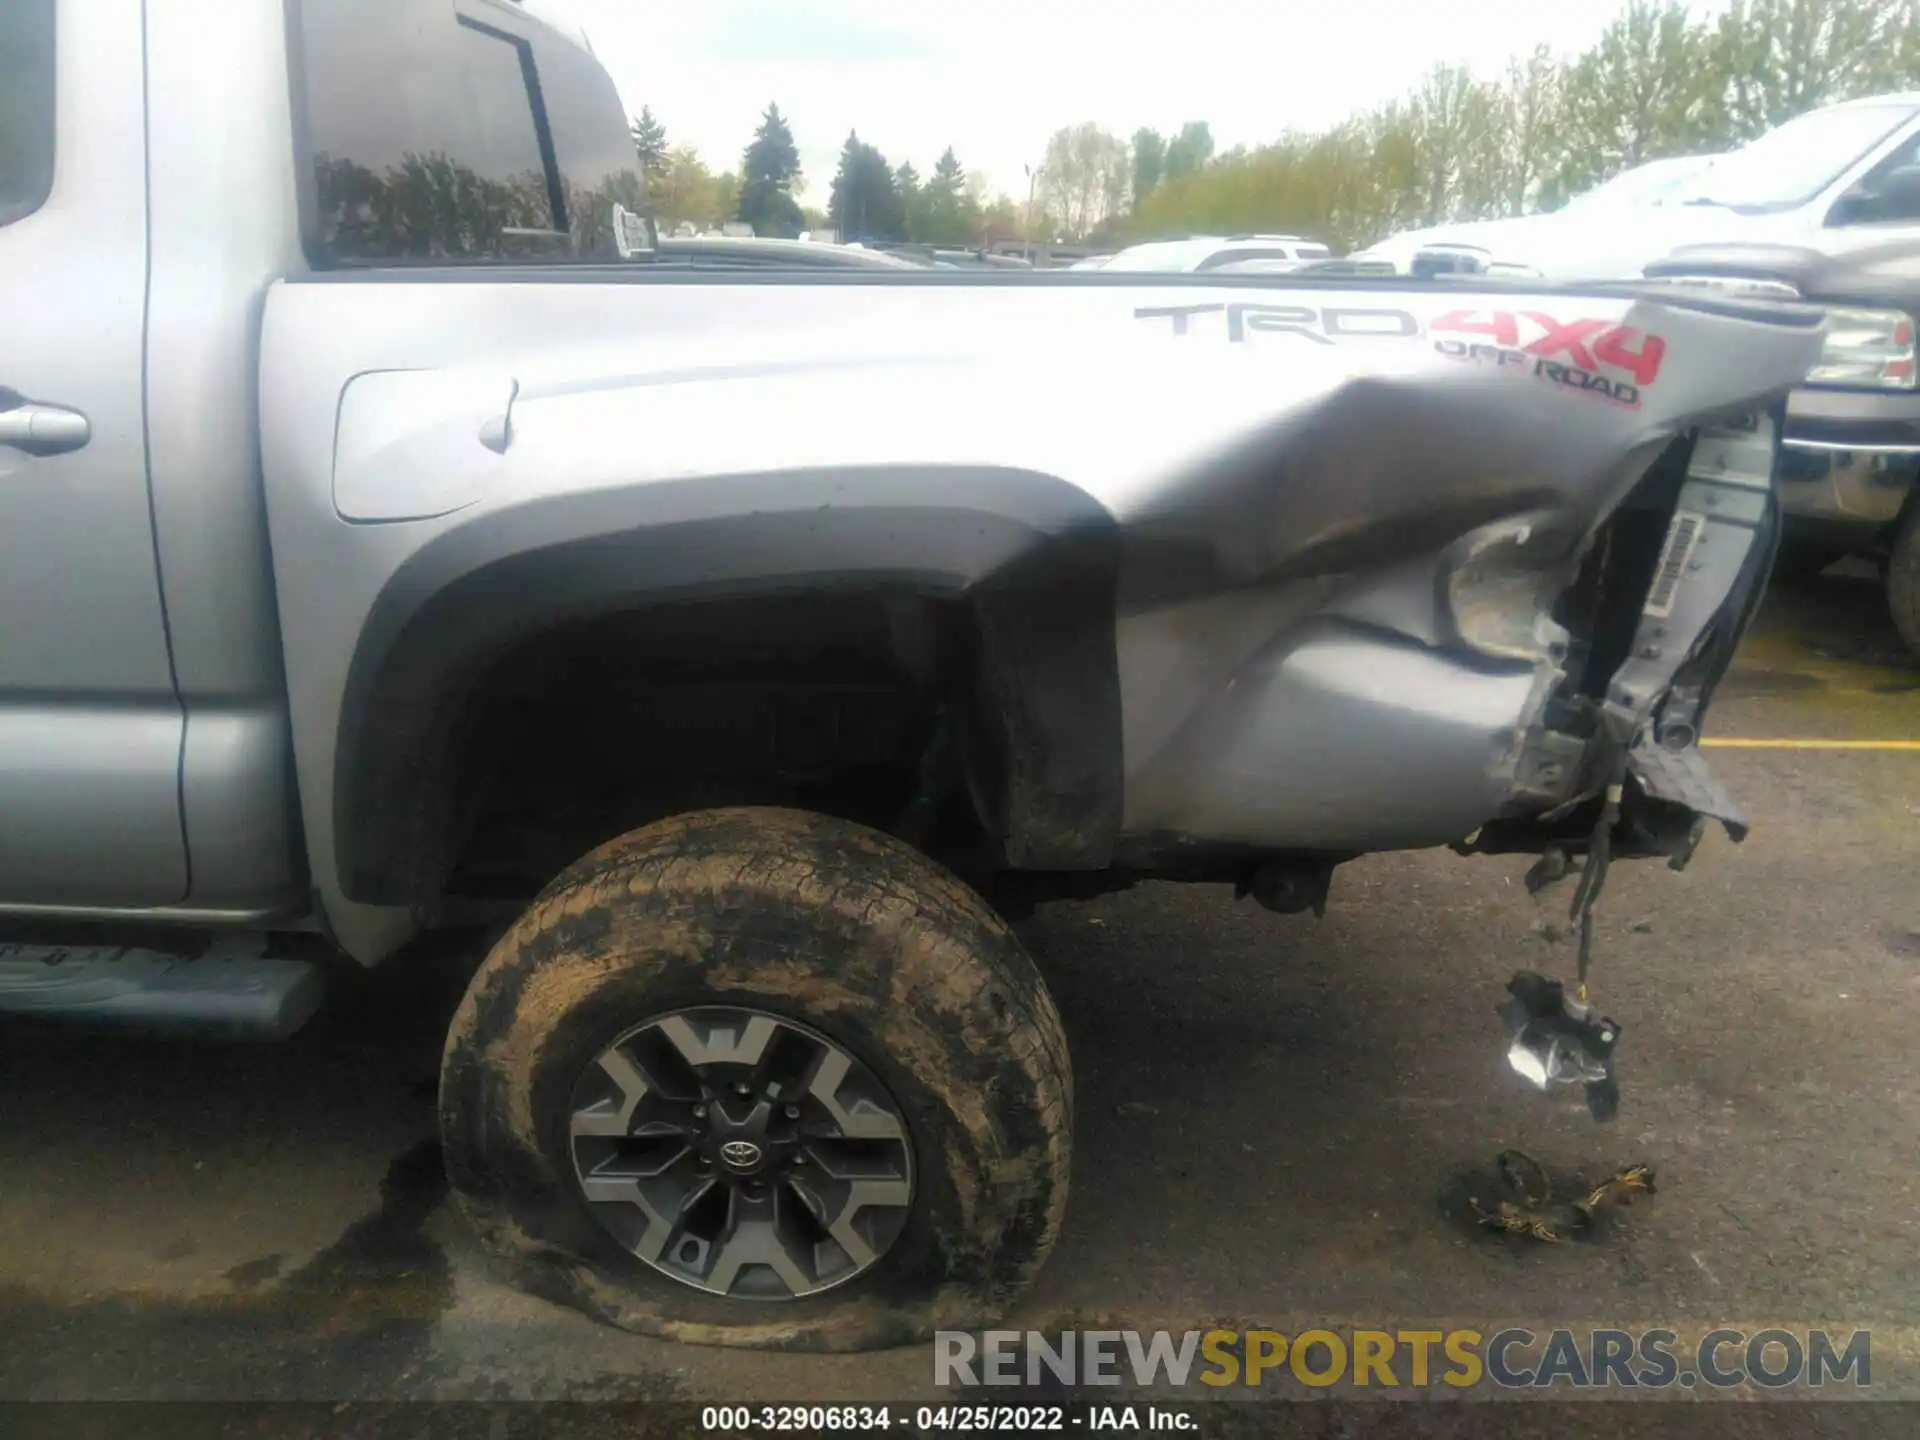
[1626,736,1747,862]
[1495,411,1781,1120]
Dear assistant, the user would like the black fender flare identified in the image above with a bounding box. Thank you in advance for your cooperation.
[332,465,1125,905]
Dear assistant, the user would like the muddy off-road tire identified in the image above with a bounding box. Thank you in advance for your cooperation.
[1891,501,1920,663]
[439,807,1073,1352]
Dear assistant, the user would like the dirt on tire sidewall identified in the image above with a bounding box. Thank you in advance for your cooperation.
[438,807,1074,1352]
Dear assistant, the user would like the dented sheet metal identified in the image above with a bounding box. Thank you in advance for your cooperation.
[264,274,1824,960]
[1111,289,1823,860]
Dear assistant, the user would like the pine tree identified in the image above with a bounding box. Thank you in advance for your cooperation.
[828,132,905,242]
[630,106,668,181]
[919,147,973,244]
[737,103,804,237]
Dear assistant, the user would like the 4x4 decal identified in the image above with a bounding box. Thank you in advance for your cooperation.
[1136,301,1667,408]
[1430,309,1665,407]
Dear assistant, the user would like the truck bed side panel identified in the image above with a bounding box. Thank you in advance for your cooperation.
[258,274,1823,962]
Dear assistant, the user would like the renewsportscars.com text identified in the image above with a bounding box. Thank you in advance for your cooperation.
[935,1327,1871,1391]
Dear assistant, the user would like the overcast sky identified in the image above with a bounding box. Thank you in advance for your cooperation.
[562,0,1716,205]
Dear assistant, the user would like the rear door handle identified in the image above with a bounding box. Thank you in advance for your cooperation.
[0,395,92,457]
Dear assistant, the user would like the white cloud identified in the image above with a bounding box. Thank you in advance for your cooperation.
[565,0,1694,204]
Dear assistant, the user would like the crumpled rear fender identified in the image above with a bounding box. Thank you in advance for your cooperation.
[1109,294,1822,859]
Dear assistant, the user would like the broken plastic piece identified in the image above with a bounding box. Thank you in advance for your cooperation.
[1498,971,1622,1122]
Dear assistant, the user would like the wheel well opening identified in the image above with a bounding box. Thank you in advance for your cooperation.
[436,593,990,904]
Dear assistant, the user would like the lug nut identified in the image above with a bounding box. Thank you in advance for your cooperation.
[692,1103,707,1119]
[784,1105,800,1119]
[734,1081,751,1096]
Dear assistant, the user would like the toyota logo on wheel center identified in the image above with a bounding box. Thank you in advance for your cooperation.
[719,1139,764,1170]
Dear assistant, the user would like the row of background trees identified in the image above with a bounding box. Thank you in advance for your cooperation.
[630,102,1017,245]
[637,0,1920,253]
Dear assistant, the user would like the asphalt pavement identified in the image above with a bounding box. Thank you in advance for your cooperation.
[1,563,1916,1430]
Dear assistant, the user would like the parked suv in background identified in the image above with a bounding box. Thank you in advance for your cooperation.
[1351,154,1722,278]
[1353,95,1920,283]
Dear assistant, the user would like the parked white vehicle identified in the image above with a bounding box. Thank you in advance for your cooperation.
[1563,153,1723,210]
[1097,234,1335,273]
[1351,95,1920,282]
[1352,155,1721,277]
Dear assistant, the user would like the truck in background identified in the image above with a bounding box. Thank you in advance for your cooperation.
[1352,94,1920,656]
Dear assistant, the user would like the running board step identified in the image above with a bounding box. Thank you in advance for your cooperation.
[0,939,324,1041]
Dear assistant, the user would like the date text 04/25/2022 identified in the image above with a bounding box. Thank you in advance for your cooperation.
[699,1404,1190,1432]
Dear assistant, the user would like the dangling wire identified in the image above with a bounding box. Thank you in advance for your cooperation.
[1567,778,1625,1005]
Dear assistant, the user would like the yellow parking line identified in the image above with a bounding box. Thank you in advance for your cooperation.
[1703,738,1920,751]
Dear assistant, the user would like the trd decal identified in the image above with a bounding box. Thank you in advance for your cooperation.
[1134,302,1420,344]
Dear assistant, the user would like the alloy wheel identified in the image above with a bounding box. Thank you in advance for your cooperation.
[567,1006,915,1299]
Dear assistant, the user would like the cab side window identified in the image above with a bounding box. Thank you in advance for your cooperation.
[294,0,644,265]
[0,0,57,228]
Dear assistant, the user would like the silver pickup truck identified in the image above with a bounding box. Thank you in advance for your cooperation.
[1,0,1824,1351]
